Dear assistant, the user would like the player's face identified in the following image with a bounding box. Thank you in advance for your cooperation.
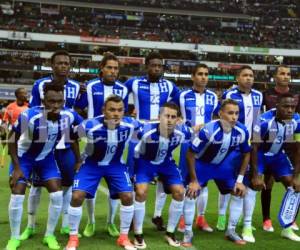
[192,67,209,88]
[277,97,296,120]
[147,59,163,81]
[275,67,291,87]
[219,104,239,127]
[52,55,71,78]
[159,107,179,132]
[101,60,119,84]
[237,69,254,91]
[43,90,64,118]
[103,101,124,128]
[17,89,28,103]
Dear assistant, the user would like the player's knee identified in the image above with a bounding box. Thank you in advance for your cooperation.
[119,192,133,206]
[71,191,85,206]
[135,187,147,202]
[172,186,184,201]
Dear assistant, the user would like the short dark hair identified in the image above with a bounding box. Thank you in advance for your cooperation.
[43,82,64,96]
[51,50,70,64]
[220,99,239,111]
[14,87,26,98]
[274,65,290,76]
[160,102,180,117]
[100,52,118,68]
[104,95,124,108]
[277,93,295,103]
[145,51,163,65]
[192,63,209,76]
[236,65,253,76]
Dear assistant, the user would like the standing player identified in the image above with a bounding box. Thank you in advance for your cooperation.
[217,66,262,236]
[174,64,218,232]
[21,50,81,240]
[182,99,251,246]
[65,95,138,250]
[250,93,300,241]
[75,52,128,237]
[261,65,300,232]
[133,102,192,248]
[125,51,180,231]
[6,84,82,250]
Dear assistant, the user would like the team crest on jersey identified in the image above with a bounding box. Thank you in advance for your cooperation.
[231,135,242,146]
[114,89,123,97]
[66,87,76,99]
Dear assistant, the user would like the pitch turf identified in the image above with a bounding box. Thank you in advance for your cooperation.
[0,145,299,250]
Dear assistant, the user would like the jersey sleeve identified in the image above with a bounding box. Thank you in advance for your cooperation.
[74,91,88,110]
[125,78,134,93]
[123,90,129,113]
[29,82,41,107]
[170,83,180,100]
[239,128,252,153]
[189,127,210,154]
[12,111,28,134]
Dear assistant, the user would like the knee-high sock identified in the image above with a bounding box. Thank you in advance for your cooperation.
[68,206,83,235]
[27,186,42,228]
[167,199,184,233]
[85,195,96,224]
[218,193,231,216]
[61,186,72,228]
[120,204,134,234]
[107,197,120,224]
[133,200,145,234]
[261,188,272,221]
[9,194,25,239]
[153,181,167,217]
[243,188,257,228]
[183,197,196,232]
[197,186,208,216]
[45,191,63,236]
[227,195,243,231]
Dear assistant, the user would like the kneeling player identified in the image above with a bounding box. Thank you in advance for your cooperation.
[248,93,300,242]
[133,102,192,248]
[183,99,251,247]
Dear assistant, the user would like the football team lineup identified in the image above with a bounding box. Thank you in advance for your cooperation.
[0,51,300,250]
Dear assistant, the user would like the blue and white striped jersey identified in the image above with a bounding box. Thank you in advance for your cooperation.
[174,89,218,126]
[135,122,192,165]
[125,76,179,121]
[12,106,83,161]
[77,116,140,165]
[29,76,80,109]
[222,87,263,136]
[190,120,251,164]
[75,78,129,118]
[253,109,300,156]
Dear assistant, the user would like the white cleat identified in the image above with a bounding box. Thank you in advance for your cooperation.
[291,222,299,231]
[165,232,180,247]
[281,228,300,242]
[242,227,255,243]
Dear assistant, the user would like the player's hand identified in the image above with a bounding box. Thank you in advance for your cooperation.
[9,167,24,189]
[192,124,204,133]
[74,161,82,173]
[292,178,300,192]
[79,82,86,94]
[186,180,201,199]
[251,175,265,191]
[233,182,246,197]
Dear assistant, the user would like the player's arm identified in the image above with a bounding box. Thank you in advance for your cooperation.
[233,151,250,197]
[70,139,82,172]
[29,82,41,107]
[186,148,200,198]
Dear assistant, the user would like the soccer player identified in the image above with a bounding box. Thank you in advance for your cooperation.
[75,52,128,237]
[6,83,82,250]
[175,63,218,233]
[65,95,138,250]
[21,50,81,240]
[261,65,300,232]
[217,66,263,235]
[182,99,251,247]
[133,102,192,248]
[250,93,300,241]
[125,51,180,231]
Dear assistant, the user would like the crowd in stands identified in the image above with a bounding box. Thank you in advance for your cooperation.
[1,2,300,48]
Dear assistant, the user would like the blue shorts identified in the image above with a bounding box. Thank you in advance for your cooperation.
[134,158,183,190]
[73,160,133,199]
[32,147,76,187]
[126,141,137,178]
[257,152,293,181]
[9,154,61,184]
[178,142,189,181]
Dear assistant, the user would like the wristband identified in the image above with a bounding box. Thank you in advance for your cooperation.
[236,175,244,184]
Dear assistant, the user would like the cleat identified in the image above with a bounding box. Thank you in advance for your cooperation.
[107,223,120,237]
[117,234,137,250]
[20,227,36,241]
[263,219,274,232]
[42,235,60,250]
[165,232,180,247]
[152,216,166,231]
[281,228,300,242]
[6,238,21,250]
[134,234,147,249]
[216,215,226,231]
[242,226,255,243]
[196,215,213,232]
[60,227,70,235]
[291,222,299,231]
[225,229,246,245]
[83,223,95,237]
[177,215,185,233]
[181,230,193,247]
[64,235,79,250]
